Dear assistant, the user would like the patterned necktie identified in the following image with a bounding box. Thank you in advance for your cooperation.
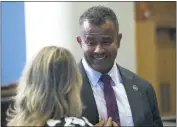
[100,74,120,126]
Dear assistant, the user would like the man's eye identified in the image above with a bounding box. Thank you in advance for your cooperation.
[102,38,112,44]
[88,42,93,45]
[86,41,95,46]
[103,41,109,43]
[103,40,111,44]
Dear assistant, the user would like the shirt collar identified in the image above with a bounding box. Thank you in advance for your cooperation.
[82,57,122,87]
[82,57,102,86]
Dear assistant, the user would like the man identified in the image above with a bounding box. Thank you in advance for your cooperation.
[76,5,163,127]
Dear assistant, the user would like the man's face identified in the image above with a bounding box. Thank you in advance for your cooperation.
[77,19,121,73]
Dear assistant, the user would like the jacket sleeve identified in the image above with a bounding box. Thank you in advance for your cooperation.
[147,84,163,127]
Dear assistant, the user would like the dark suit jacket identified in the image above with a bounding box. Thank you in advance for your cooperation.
[79,61,163,127]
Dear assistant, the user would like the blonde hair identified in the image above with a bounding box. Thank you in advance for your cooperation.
[7,46,82,126]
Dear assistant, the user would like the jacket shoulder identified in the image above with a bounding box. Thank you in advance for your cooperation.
[118,65,153,90]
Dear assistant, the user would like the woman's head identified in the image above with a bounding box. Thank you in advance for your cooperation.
[7,46,82,126]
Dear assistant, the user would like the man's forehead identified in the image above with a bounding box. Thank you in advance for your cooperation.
[80,19,116,34]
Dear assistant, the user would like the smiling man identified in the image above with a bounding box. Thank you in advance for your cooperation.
[77,5,163,127]
[79,18,120,74]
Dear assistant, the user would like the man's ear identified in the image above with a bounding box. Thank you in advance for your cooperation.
[76,36,82,47]
[117,33,122,48]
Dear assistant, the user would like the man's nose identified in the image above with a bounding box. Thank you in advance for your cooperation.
[94,44,105,54]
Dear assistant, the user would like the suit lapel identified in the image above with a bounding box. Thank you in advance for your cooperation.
[118,65,144,126]
[78,61,99,125]
[79,61,145,125]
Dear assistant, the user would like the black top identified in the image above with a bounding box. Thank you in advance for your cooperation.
[44,117,93,127]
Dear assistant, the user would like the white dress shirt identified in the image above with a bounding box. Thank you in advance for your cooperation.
[82,58,134,126]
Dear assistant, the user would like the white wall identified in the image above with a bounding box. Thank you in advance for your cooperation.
[24,2,136,73]
[24,2,73,62]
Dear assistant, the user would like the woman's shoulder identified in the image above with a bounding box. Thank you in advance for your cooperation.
[45,116,93,127]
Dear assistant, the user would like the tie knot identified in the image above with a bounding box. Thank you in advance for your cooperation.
[100,74,111,84]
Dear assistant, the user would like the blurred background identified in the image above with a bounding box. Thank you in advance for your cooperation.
[1,1,176,126]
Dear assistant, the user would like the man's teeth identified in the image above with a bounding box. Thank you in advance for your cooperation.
[94,56,106,59]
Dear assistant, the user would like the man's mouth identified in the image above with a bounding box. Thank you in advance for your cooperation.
[93,54,107,60]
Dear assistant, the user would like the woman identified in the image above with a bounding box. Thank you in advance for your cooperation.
[7,46,91,126]
[6,46,116,127]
